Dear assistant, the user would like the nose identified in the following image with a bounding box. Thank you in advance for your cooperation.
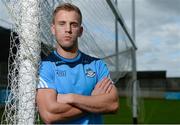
[65,24,71,33]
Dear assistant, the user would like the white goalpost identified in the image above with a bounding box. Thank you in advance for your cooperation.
[1,0,41,124]
[17,0,40,124]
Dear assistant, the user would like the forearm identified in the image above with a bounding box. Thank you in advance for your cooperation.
[72,94,118,113]
[38,101,84,123]
[69,86,119,113]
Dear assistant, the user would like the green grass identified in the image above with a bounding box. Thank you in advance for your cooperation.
[1,97,180,124]
[103,97,132,124]
[103,97,180,124]
[141,98,180,124]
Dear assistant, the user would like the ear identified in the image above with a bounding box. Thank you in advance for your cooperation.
[78,26,83,37]
[51,24,55,35]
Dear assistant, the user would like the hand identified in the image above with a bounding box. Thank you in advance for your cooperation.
[57,94,74,104]
[91,77,113,96]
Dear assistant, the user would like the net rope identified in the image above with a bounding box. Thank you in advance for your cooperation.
[1,0,41,124]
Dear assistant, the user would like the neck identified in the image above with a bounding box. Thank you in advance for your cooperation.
[56,45,78,59]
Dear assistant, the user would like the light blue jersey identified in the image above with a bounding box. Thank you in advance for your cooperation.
[37,50,110,124]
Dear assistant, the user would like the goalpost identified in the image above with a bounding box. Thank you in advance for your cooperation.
[17,1,40,124]
[1,0,41,124]
[1,0,138,124]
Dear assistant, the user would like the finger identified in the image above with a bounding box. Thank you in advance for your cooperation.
[106,84,113,93]
[95,82,101,89]
[100,77,110,89]
[95,77,106,88]
[103,80,112,92]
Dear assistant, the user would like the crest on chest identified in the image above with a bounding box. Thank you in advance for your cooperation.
[85,68,96,78]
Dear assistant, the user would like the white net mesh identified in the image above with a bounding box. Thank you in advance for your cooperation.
[1,0,135,124]
[1,0,41,124]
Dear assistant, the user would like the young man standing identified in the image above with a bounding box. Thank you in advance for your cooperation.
[36,3,119,124]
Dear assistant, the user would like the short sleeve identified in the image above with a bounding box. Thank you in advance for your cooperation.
[96,59,111,82]
[37,61,56,90]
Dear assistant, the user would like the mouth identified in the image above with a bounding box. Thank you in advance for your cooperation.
[64,36,72,39]
[64,36,72,41]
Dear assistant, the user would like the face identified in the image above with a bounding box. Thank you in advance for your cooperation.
[51,10,83,51]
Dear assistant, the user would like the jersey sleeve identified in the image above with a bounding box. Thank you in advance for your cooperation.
[96,59,112,82]
[37,61,56,90]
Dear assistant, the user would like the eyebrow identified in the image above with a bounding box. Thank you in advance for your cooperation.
[57,21,66,24]
[57,20,79,25]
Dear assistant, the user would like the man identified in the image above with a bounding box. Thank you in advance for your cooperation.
[36,3,119,124]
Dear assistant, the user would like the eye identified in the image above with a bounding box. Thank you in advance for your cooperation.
[58,22,65,26]
[71,22,79,28]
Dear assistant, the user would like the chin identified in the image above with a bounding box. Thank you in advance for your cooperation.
[61,45,75,51]
[58,40,77,51]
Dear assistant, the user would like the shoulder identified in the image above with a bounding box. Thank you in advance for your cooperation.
[40,51,62,66]
[81,51,101,63]
[83,53,105,65]
[39,51,59,70]
[42,51,59,62]
[80,52,108,70]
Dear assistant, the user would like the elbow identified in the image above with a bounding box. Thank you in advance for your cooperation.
[44,114,53,124]
[39,111,58,124]
[111,101,119,113]
[109,100,119,114]
[43,117,52,124]
[40,111,53,124]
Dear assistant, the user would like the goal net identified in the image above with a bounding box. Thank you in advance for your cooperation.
[1,0,135,124]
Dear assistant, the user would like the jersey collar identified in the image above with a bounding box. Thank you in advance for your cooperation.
[54,50,81,63]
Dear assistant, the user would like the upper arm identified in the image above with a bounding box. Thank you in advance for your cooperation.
[97,59,111,82]
[36,89,70,123]
[36,89,58,115]
[95,59,118,101]
[110,85,119,101]
[36,88,59,123]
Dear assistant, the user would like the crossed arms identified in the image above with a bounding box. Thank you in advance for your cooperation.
[36,77,119,124]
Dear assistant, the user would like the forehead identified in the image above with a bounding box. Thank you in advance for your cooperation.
[54,10,80,22]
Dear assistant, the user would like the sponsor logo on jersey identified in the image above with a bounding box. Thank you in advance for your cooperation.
[56,70,66,77]
[85,68,96,77]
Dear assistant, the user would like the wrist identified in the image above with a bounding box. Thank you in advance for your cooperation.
[68,93,75,104]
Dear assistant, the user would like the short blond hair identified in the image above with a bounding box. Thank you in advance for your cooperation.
[52,3,82,24]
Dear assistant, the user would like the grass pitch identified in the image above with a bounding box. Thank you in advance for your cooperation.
[103,97,180,124]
